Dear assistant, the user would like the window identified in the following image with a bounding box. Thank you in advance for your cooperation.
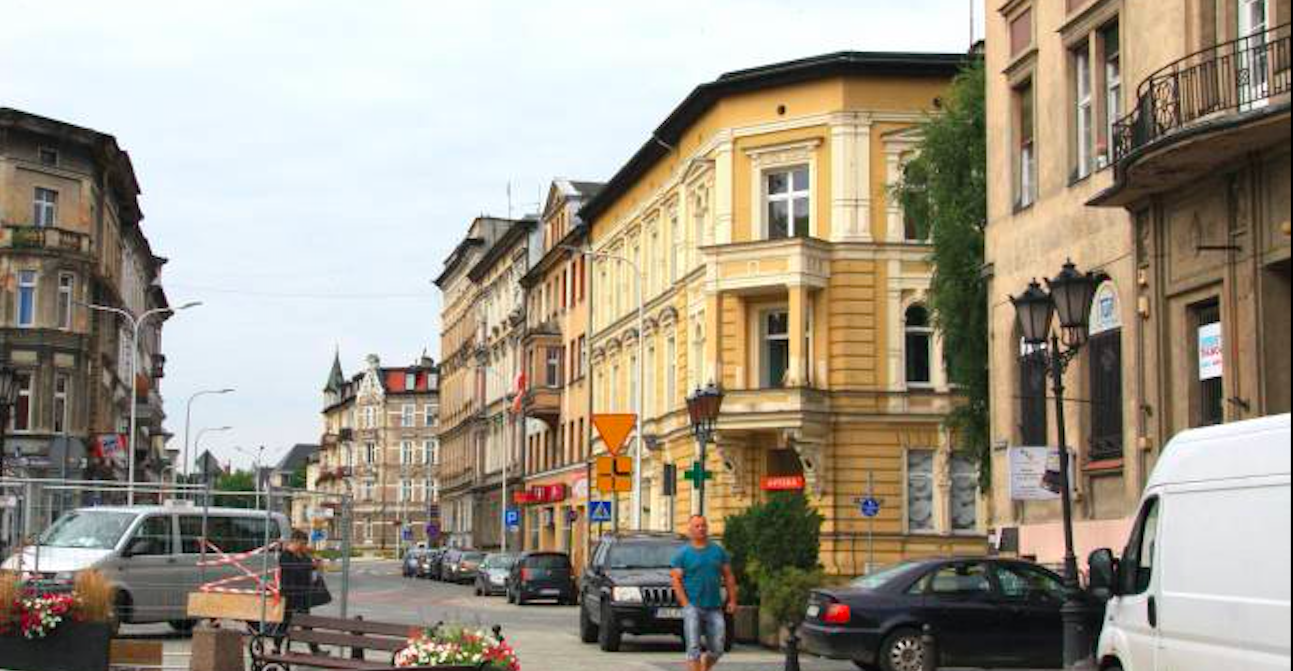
[907,450,935,533]
[16,271,37,327]
[1016,82,1038,208]
[905,305,934,387]
[402,404,415,427]
[33,188,58,227]
[762,310,790,388]
[38,148,59,167]
[926,562,992,597]
[425,405,437,427]
[995,564,1065,603]
[14,373,33,432]
[1019,341,1049,445]
[1089,330,1124,459]
[670,214,681,283]
[57,272,75,330]
[366,442,378,465]
[129,516,174,556]
[1238,0,1271,108]
[53,374,70,434]
[405,372,417,391]
[665,336,677,409]
[363,406,376,428]
[611,364,620,412]
[546,347,562,387]
[690,326,705,389]
[426,439,439,465]
[1010,8,1033,57]
[765,167,810,239]
[951,455,978,532]
[646,343,657,416]
[1121,497,1161,596]
[1103,23,1122,163]
[1074,44,1094,179]
[401,441,414,465]
[629,353,639,411]
[1194,301,1225,426]
[400,479,413,503]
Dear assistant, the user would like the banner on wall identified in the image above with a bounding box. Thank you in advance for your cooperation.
[1198,322,1224,381]
[1008,446,1074,501]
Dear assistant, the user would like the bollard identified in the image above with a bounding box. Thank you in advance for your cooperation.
[921,624,938,671]
[191,624,245,671]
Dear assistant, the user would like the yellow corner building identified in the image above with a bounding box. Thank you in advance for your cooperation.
[580,52,986,574]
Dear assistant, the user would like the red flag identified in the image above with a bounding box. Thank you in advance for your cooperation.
[511,371,527,415]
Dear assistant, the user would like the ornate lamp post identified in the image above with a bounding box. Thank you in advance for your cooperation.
[684,382,724,517]
[0,360,18,478]
[1010,259,1100,671]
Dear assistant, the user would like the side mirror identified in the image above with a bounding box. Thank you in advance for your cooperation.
[1088,548,1119,600]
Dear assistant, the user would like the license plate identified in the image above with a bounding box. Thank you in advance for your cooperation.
[656,608,684,620]
[541,589,561,596]
[806,604,821,619]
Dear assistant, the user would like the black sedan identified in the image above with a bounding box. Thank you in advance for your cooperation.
[800,557,1096,671]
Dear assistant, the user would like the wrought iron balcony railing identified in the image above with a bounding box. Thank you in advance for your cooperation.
[1113,23,1291,163]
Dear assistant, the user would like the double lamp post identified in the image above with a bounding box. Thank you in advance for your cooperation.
[1010,259,1103,670]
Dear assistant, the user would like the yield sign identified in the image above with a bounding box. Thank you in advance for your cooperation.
[593,413,637,456]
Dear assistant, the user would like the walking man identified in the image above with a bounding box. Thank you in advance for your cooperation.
[671,515,739,671]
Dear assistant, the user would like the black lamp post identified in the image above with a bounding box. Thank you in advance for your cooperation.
[0,360,18,479]
[685,382,724,517]
[1011,260,1101,671]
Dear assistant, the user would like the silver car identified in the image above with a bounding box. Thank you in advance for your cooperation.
[1,504,289,632]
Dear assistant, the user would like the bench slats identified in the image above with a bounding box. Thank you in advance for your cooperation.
[293,615,421,638]
[253,615,495,671]
[290,629,406,653]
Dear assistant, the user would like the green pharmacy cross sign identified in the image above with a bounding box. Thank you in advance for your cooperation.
[683,461,714,488]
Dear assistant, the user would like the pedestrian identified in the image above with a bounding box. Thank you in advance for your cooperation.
[276,529,325,654]
[670,515,739,671]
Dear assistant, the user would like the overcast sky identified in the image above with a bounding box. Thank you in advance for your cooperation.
[1,0,983,470]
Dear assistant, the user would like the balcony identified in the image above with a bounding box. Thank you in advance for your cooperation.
[521,386,562,423]
[701,236,831,296]
[1,224,93,256]
[1095,24,1291,206]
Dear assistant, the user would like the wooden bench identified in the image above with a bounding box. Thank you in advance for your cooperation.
[249,614,502,671]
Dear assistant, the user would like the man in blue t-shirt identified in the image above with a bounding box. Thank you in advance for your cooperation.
[670,515,738,671]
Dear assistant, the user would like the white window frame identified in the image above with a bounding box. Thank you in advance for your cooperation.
[1075,45,1095,179]
[665,335,677,410]
[402,404,415,427]
[746,139,821,240]
[950,454,979,534]
[366,442,378,465]
[33,188,58,227]
[669,214,681,284]
[1017,82,1037,209]
[57,272,75,330]
[760,308,791,389]
[1103,25,1122,165]
[905,448,937,534]
[16,270,37,328]
[400,440,413,465]
[763,166,813,240]
[53,373,70,434]
[905,304,935,389]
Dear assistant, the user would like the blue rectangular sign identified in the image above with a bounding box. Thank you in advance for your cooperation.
[590,501,613,523]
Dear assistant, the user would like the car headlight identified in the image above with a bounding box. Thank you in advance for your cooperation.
[612,586,644,603]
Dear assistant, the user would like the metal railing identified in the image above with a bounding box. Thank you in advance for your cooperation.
[1113,23,1292,163]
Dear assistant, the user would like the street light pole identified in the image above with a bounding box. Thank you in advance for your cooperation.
[685,383,724,518]
[564,246,646,530]
[82,300,201,504]
[1011,261,1101,671]
[182,388,234,485]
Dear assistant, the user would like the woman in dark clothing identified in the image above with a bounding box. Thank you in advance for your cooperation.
[276,529,322,653]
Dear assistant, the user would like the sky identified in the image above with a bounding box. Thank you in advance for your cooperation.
[0,0,984,470]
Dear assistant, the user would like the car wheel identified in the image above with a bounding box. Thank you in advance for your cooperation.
[852,663,880,671]
[579,600,599,644]
[598,602,622,652]
[879,628,925,671]
[169,619,197,634]
[110,591,132,635]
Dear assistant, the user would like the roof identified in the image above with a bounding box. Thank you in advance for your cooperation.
[275,443,320,472]
[578,51,968,224]
[324,351,346,393]
[1148,414,1290,489]
[467,216,537,282]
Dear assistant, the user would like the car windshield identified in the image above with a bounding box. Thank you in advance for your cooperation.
[483,554,516,569]
[462,552,486,562]
[851,561,922,591]
[608,542,682,569]
[525,554,570,569]
[38,510,138,550]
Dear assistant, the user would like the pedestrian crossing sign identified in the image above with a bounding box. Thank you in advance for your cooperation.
[590,500,613,523]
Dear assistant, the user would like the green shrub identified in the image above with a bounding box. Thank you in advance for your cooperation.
[757,566,826,628]
[722,493,824,605]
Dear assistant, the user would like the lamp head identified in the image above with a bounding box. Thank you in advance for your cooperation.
[1047,260,1098,349]
[1011,279,1055,347]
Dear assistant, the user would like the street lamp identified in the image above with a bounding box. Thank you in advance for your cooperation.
[0,360,19,478]
[82,300,202,504]
[182,388,235,485]
[685,382,724,517]
[1010,259,1101,671]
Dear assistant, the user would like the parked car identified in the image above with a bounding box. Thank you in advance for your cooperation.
[441,549,486,584]
[418,548,444,579]
[800,557,1102,671]
[402,548,428,578]
[475,553,517,596]
[578,532,731,653]
[507,552,575,605]
[1087,414,1291,671]
[1,504,290,633]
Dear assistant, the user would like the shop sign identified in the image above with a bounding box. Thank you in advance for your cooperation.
[761,475,806,492]
[514,484,568,505]
[1199,322,1224,381]
[1008,446,1075,500]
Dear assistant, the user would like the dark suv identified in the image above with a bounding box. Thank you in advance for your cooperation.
[507,552,575,605]
[578,532,733,653]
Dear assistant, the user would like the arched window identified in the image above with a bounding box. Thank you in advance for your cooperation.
[905,304,934,387]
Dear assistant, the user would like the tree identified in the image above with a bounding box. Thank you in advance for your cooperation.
[722,493,824,604]
[894,60,991,487]
[214,469,258,509]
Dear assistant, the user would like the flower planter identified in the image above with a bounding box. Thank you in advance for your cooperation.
[0,622,112,671]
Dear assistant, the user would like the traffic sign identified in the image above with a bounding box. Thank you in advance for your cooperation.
[589,501,613,523]
[859,497,882,518]
[593,413,637,457]
[595,455,634,493]
[402,527,414,541]
[310,529,327,543]
[505,508,521,530]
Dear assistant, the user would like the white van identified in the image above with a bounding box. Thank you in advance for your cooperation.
[1088,414,1291,671]
[1,504,290,631]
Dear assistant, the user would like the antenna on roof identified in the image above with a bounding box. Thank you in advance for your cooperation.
[507,182,513,220]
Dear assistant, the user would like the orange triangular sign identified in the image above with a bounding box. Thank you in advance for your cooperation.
[593,413,637,456]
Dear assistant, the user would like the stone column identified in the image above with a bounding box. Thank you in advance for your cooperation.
[788,285,810,387]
